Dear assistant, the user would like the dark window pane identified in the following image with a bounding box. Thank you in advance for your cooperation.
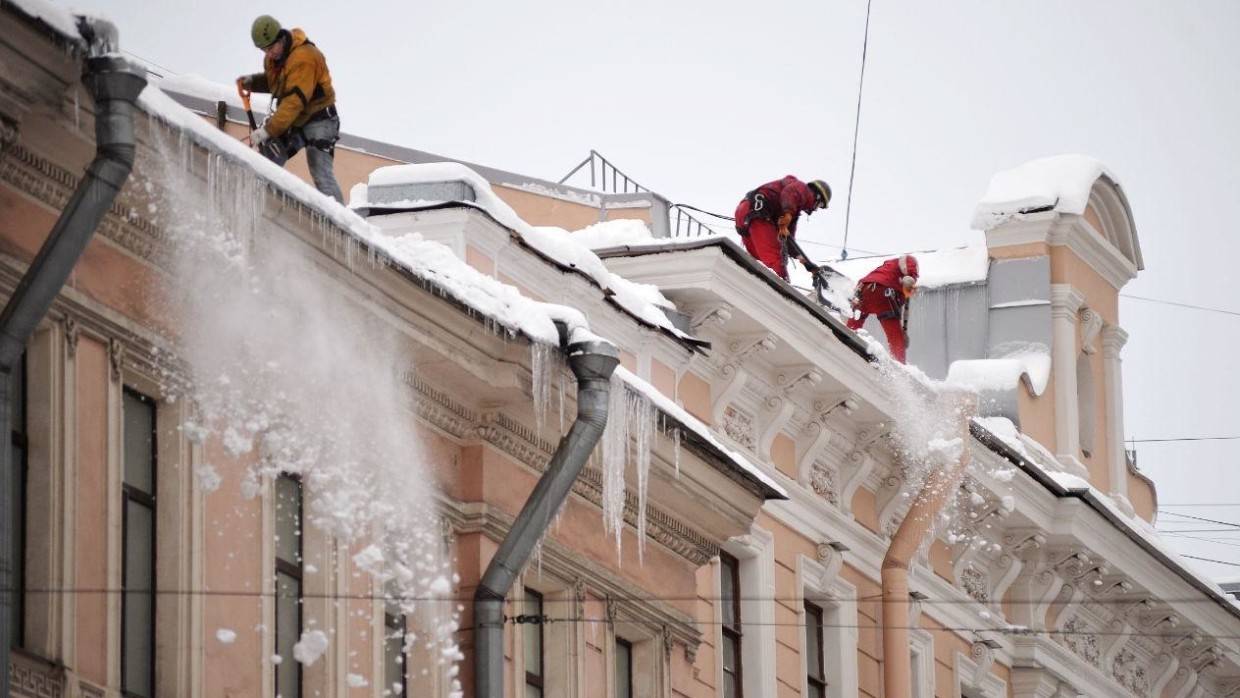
[615,639,632,698]
[808,684,826,698]
[722,633,737,673]
[805,601,824,680]
[123,392,155,494]
[275,476,301,564]
[384,615,406,697]
[276,571,301,697]
[122,501,154,696]
[720,553,738,628]
[524,589,543,679]
[9,444,24,648]
[10,356,24,427]
[525,687,542,698]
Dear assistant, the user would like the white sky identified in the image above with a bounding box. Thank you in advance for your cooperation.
[82,0,1240,579]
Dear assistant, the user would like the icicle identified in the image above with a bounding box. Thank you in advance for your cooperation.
[530,342,554,433]
[673,427,682,479]
[557,365,566,435]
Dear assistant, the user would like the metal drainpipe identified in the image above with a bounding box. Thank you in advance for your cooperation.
[0,50,146,694]
[473,334,619,697]
[880,390,976,698]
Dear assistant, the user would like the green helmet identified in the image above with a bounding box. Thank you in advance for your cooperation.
[251,15,282,48]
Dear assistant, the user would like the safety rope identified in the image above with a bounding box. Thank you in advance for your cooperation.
[840,0,874,261]
[671,203,735,221]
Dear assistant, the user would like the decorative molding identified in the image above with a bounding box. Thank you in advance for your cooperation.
[61,315,78,357]
[0,142,169,266]
[1110,646,1151,697]
[8,651,66,698]
[107,336,124,382]
[1102,325,1129,359]
[1049,285,1086,319]
[809,462,838,505]
[689,302,732,332]
[1060,614,1100,666]
[721,403,756,450]
[1079,308,1103,355]
[0,116,17,157]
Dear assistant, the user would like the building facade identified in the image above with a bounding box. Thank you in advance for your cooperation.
[3,5,1240,698]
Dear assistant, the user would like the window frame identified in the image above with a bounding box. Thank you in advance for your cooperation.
[9,354,27,649]
[120,387,157,698]
[523,587,544,697]
[804,599,826,698]
[383,593,408,698]
[614,636,633,698]
[274,473,304,698]
[720,551,744,698]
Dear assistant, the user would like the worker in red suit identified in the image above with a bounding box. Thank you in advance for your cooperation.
[734,176,831,280]
[846,255,920,363]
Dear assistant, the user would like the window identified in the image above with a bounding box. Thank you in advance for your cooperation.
[804,601,826,698]
[720,552,743,698]
[615,638,633,698]
[8,355,26,649]
[383,585,407,698]
[523,588,544,698]
[122,389,156,697]
[275,474,303,698]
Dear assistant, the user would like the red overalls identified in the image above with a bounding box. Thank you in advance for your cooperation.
[846,258,913,363]
[734,176,818,280]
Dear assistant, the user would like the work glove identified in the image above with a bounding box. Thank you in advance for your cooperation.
[249,127,270,148]
[777,212,793,238]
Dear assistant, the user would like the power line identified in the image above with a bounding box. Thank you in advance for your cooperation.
[7,587,1238,606]
[1181,554,1240,568]
[839,0,874,261]
[1159,532,1240,549]
[526,616,1240,646]
[1159,510,1240,528]
[1122,293,1240,318]
[1130,435,1240,444]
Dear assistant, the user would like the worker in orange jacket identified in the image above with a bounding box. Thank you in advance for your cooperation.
[238,15,344,203]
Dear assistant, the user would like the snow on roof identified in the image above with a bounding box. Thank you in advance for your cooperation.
[828,241,990,290]
[157,73,273,113]
[362,163,694,343]
[6,0,84,42]
[947,343,1051,396]
[570,218,729,251]
[138,86,581,347]
[972,154,1113,230]
[615,366,787,499]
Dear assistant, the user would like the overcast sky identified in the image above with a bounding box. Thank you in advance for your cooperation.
[83,0,1240,579]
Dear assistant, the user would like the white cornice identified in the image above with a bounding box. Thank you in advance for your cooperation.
[987,213,1138,290]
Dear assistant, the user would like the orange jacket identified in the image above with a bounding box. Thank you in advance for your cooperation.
[246,28,335,138]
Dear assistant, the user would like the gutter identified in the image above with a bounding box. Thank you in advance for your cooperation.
[969,420,1240,624]
[0,34,146,695]
[473,327,620,696]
